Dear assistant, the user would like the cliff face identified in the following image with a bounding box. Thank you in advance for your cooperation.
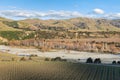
[9,38,120,54]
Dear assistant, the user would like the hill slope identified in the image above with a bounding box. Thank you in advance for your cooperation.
[19,17,120,31]
[0,17,21,31]
[0,17,120,31]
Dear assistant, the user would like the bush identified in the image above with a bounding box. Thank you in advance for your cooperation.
[28,57,32,60]
[51,58,54,61]
[51,57,62,61]
[54,57,61,61]
[86,57,93,63]
[11,57,15,61]
[61,59,67,61]
[94,58,101,64]
[51,57,67,62]
[20,57,26,61]
[117,61,120,64]
[30,54,38,57]
[45,58,50,61]
[112,61,116,64]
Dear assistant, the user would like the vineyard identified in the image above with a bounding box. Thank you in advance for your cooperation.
[0,61,120,80]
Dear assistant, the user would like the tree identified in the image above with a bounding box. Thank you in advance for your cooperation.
[45,58,49,61]
[51,57,62,61]
[94,58,101,64]
[117,61,120,64]
[86,57,93,63]
[112,61,116,64]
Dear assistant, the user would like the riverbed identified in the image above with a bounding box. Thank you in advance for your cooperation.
[0,45,120,63]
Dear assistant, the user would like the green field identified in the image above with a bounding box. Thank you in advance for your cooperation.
[0,61,120,80]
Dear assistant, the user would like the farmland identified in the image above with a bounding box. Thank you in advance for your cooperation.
[0,61,120,80]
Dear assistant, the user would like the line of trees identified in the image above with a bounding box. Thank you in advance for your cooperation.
[112,61,120,64]
[86,57,101,64]
[86,57,120,65]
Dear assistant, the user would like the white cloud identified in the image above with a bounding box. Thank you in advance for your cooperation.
[104,13,120,19]
[0,9,120,20]
[93,8,104,14]
[0,10,83,20]
[0,10,35,18]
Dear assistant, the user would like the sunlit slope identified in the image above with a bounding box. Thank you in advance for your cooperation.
[20,17,120,31]
[0,16,120,31]
[0,61,119,80]
[0,17,21,31]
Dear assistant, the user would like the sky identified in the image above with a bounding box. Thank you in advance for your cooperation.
[0,0,120,20]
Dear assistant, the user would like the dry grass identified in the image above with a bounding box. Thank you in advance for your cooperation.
[0,61,119,80]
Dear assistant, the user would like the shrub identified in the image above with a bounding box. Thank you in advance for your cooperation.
[117,61,120,64]
[51,57,67,62]
[45,58,50,61]
[86,57,93,63]
[112,61,116,64]
[61,59,67,61]
[94,58,101,64]
[54,57,62,61]
[11,57,15,61]
[51,58,54,61]
[20,57,26,61]
[28,57,32,60]
[30,54,38,57]
[51,57,62,61]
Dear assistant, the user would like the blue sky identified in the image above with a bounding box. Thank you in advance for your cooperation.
[0,0,120,20]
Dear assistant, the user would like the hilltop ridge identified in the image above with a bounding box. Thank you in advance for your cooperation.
[0,17,120,31]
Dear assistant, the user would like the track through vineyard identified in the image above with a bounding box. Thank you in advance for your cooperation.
[0,61,120,80]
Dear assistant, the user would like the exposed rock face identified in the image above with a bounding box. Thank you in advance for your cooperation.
[9,38,120,54]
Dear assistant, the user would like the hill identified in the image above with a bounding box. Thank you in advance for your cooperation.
[19,17,120,31]
[0,17,21,31]
[0,17,120,31]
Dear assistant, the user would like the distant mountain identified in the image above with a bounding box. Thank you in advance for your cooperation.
[0,17,120,31]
